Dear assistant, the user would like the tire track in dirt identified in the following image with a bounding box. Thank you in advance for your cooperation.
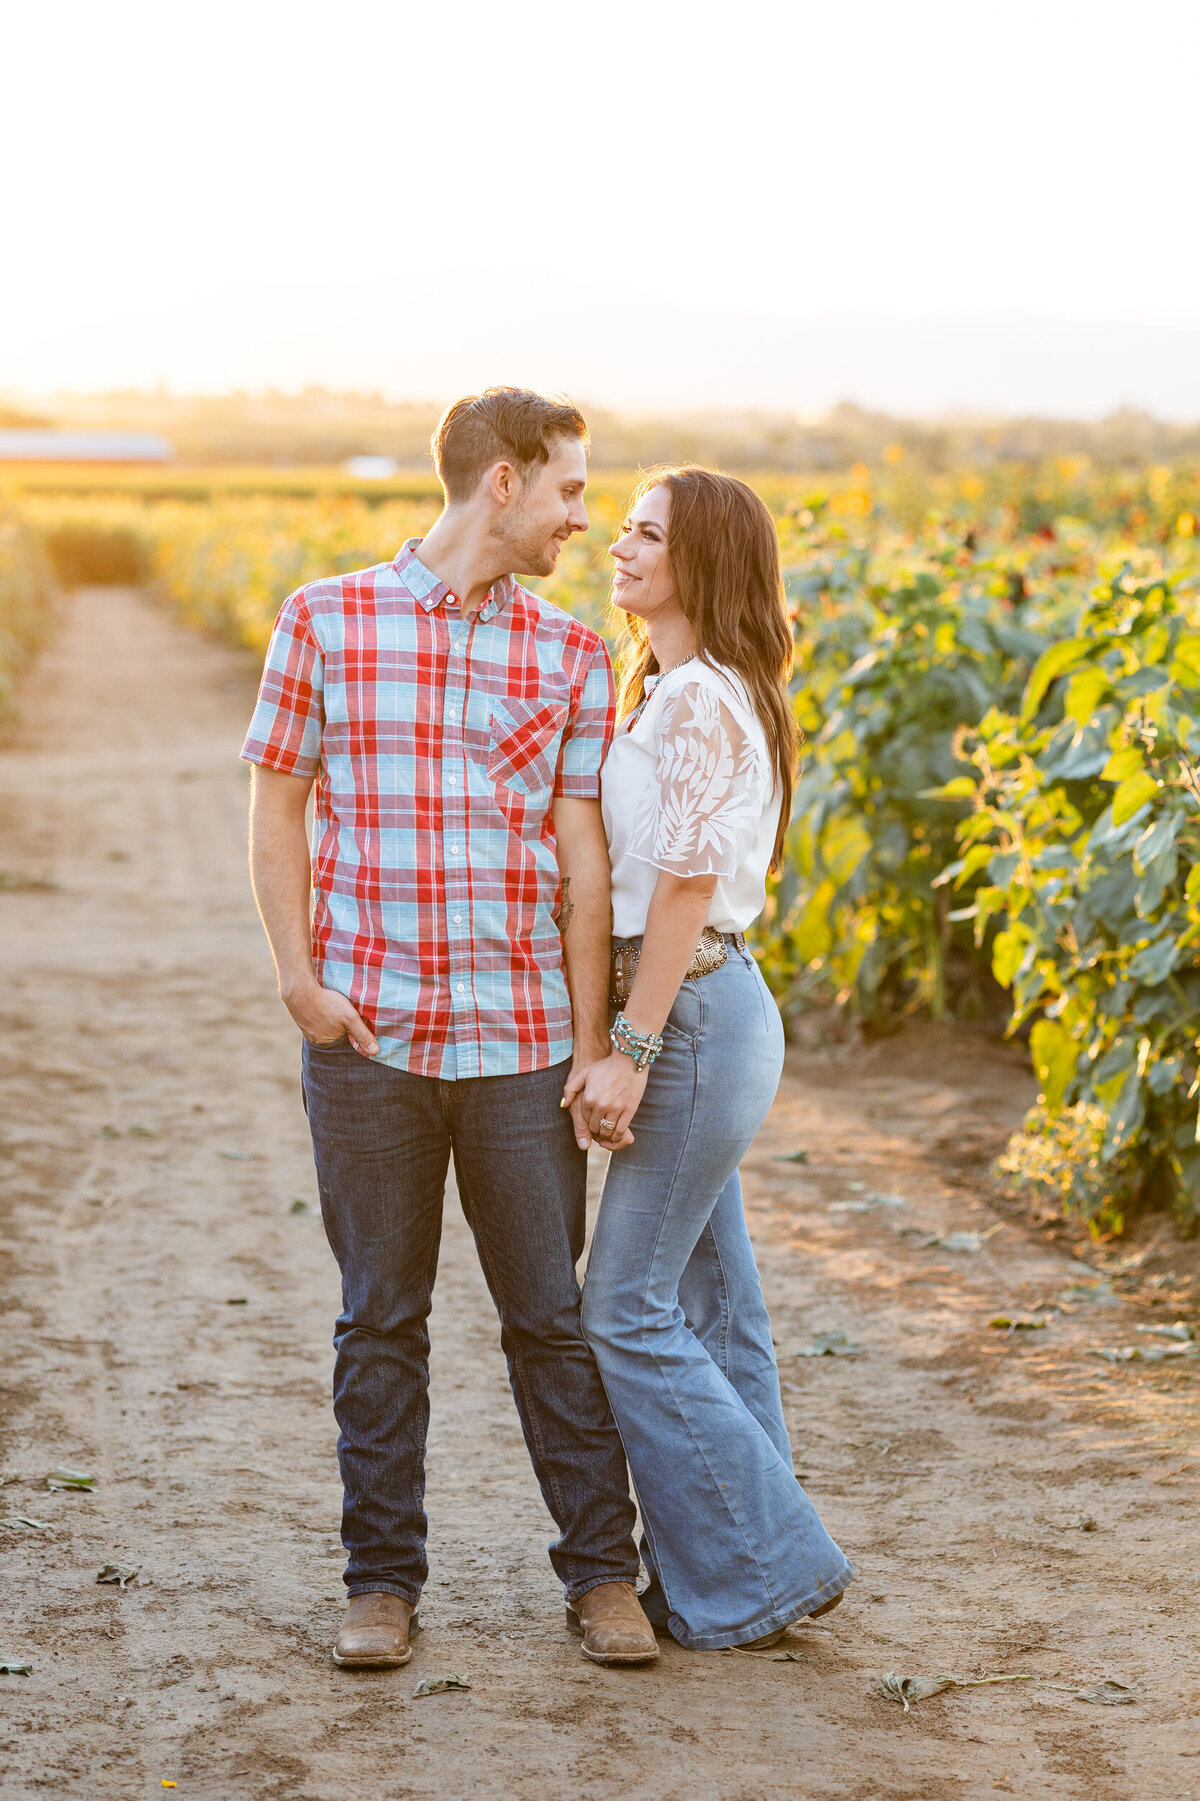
[0,587,1198,1800]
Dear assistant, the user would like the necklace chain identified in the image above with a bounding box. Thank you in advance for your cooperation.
[651,652,695,682]
[628,654,695,730]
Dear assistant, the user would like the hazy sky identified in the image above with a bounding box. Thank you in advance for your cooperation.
[5,0,1198,411]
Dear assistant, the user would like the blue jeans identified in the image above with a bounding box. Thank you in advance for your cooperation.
[300,1045,640,1604]
[581,946,853,1650]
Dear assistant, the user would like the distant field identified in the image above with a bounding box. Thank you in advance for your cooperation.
[0,463,445,505]
[0,461,894,512]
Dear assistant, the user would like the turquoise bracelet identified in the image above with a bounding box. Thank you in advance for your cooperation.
[610,1012,663,1071]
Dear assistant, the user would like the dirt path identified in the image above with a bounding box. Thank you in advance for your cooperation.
[1,587,1198,1801]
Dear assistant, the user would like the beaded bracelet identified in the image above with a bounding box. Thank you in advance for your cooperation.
[610,1012,663,1071]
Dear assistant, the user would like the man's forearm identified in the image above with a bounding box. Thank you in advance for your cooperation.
[248,767,380,1054]
[559,868,612,1063]
[248,769,318,1000]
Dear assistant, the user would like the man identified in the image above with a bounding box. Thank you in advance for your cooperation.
[241,387,657,1671]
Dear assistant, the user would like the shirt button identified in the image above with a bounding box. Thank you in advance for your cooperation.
[454,915,463,925]
[448,774,457,785]
[457,983,465,995]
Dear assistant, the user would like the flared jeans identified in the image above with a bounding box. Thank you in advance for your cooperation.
[581,945,853,1649]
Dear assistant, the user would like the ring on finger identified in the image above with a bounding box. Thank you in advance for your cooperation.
[598,1116,616,1136]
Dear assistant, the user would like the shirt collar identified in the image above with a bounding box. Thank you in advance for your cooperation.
[394,539,516,625]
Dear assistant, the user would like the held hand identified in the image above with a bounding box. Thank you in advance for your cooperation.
[284,981,379,1056]
[578,1052,649,1151]
[560,1064,594,1151]
[561,1058,635,1151]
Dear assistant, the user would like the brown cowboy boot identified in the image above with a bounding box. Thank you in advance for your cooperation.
[332,1592,414,1668]
[565,1582,659,1666]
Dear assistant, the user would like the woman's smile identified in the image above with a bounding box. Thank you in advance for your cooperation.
[609,482,676,623]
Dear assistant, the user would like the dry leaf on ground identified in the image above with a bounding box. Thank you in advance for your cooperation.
[881,1673,958,1708]
[1073,1680,1137,1705]
[796,1331,864,1358]
[1058,1280,1120,1307]
[412,1674,471,1697]
[896,1223,1005,1252]
[46,1467,93,1491]
[881,1672,1037,1711]
[1090,1343,1199,1365]
[938,1225,1005,1253]
[96,1563,139,1588]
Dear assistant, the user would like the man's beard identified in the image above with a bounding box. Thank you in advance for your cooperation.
[517,540,559,578]
[496,507,559,579]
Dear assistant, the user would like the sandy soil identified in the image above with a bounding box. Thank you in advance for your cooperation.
[1,585,1199,1801]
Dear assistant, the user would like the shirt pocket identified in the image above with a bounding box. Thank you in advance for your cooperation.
[487,697,569,797]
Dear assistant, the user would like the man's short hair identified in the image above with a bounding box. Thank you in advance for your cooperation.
[431,387,589,504]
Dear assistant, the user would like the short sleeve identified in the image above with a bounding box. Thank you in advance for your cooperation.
[240,591,325,779]
[554,638,616,799]
[626,679,771,878]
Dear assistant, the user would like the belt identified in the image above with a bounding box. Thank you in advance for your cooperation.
[609,927,746,1010]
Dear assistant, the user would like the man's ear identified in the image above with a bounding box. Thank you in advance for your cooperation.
[489,460,521,507]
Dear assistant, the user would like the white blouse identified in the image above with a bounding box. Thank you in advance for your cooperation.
[601,658,781,939]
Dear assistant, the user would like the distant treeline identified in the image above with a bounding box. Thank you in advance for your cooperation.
[5,389,1200,471]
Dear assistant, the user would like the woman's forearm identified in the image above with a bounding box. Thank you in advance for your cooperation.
[622,870,718,1039]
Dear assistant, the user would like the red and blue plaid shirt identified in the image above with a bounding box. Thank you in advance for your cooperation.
[241,539,615,1079]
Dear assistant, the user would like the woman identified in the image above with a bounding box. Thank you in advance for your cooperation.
[567,467,852,1652]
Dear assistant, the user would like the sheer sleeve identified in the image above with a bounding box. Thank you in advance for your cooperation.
[625,679,771,879]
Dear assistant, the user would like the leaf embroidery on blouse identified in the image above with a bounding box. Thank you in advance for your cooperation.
[628,682,769,878]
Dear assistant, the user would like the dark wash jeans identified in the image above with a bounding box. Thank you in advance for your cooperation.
[300,1041,640,1605]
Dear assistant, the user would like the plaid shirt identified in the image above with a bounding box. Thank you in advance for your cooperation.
[241,540,615,1079]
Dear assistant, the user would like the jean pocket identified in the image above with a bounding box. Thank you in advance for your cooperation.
[487,698,568,797]
[308,1032,352,1050]
[664,980,704,1043]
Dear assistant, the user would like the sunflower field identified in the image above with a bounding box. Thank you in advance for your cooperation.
[4,455,1200,1230]
[0,502,58,720]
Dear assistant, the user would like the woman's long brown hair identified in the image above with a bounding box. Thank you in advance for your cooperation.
[614,466,798,869]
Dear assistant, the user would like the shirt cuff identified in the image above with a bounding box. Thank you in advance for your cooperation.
[240,741,320,780]
[553,771,602,800]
